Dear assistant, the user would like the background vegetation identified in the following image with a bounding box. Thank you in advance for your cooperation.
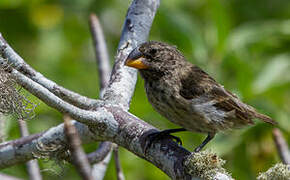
[0,0,289,179]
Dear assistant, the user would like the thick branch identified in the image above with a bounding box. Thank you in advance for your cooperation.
[0,120,96,168]
[103,0,159,110]
[0,35,98,110]
[0,107,232,179]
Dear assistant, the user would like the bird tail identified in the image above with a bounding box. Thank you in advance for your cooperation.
[255,112,277,125]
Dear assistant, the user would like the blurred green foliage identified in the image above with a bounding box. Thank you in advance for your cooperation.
[0,0,289,179]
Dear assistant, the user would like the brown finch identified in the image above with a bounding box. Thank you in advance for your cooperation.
[125,41,276,152]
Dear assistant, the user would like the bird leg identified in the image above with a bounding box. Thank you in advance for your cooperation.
[144,128,186,153]
[194,133,215,152]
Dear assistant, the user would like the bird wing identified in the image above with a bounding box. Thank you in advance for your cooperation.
[179,65,275,125]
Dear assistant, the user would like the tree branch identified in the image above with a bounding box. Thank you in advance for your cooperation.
[87,142,113,164]
[18,119,42,180]
[103,0,159,110]
[89,13,111,96]
[0,35,98,110]
[0,173,23,180]
[89,13,114,179]
[272,128,290,165]
[91,150,112,180]
[0,107,232,179]
[113,146,125,180]
[0,66,104,126]
[64,115,93,180]
[0,114,6,142]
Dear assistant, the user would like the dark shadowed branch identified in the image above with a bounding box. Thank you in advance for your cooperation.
[89,13,114,179]
[18,119,42,180]
[63,115,93,180]
[272,128,290,165]
[87,142,113,164]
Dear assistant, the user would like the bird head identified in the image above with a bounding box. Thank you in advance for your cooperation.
[125,41,185,73]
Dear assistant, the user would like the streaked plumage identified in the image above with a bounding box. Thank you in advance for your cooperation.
[125,41,276,151]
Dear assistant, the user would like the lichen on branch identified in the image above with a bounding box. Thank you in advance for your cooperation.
[184,151,232,180]
[0,61,37,119]
[257,163,290,180]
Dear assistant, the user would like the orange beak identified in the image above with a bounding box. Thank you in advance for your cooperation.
[125,47,149,69]
[125,57,149,69]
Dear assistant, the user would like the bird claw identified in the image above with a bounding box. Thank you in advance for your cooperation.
[168,134,182,145]
[143,131,183,154]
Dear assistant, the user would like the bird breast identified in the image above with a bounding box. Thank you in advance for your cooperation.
[144,77,207,132]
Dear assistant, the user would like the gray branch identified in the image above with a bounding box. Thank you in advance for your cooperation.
[87,142,113,164]
[0,114,6,142]
[0,35,98,110]
[0,0,233,179]
[272,128,290,165]
[64,115,93,180]
[0,108,231,179]
[89,13,111,96]
[0,173,23,180]
[113,146,125,180]
[103,0,159,110]
[92,151,112,180]
[89,13,114,179]
[18,119,42,180]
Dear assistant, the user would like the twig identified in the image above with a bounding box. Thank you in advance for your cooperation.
[87,142,113,164]
[0,114,6,142]
[0,34,99,110]
[89,13,111,96]
[114,146,125,180]
[64,114,93,180]
[0,65,101,125]
[272,128,290,165]
[89,13,115,180]
[18,119,42,180]
[91,151,112,180]
[0,173,23,180]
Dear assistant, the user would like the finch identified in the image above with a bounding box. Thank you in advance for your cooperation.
[125,41,276,152]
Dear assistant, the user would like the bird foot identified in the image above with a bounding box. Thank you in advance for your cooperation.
[193,133,215,153]
[143,130,183,154]
[193,146,202,153]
